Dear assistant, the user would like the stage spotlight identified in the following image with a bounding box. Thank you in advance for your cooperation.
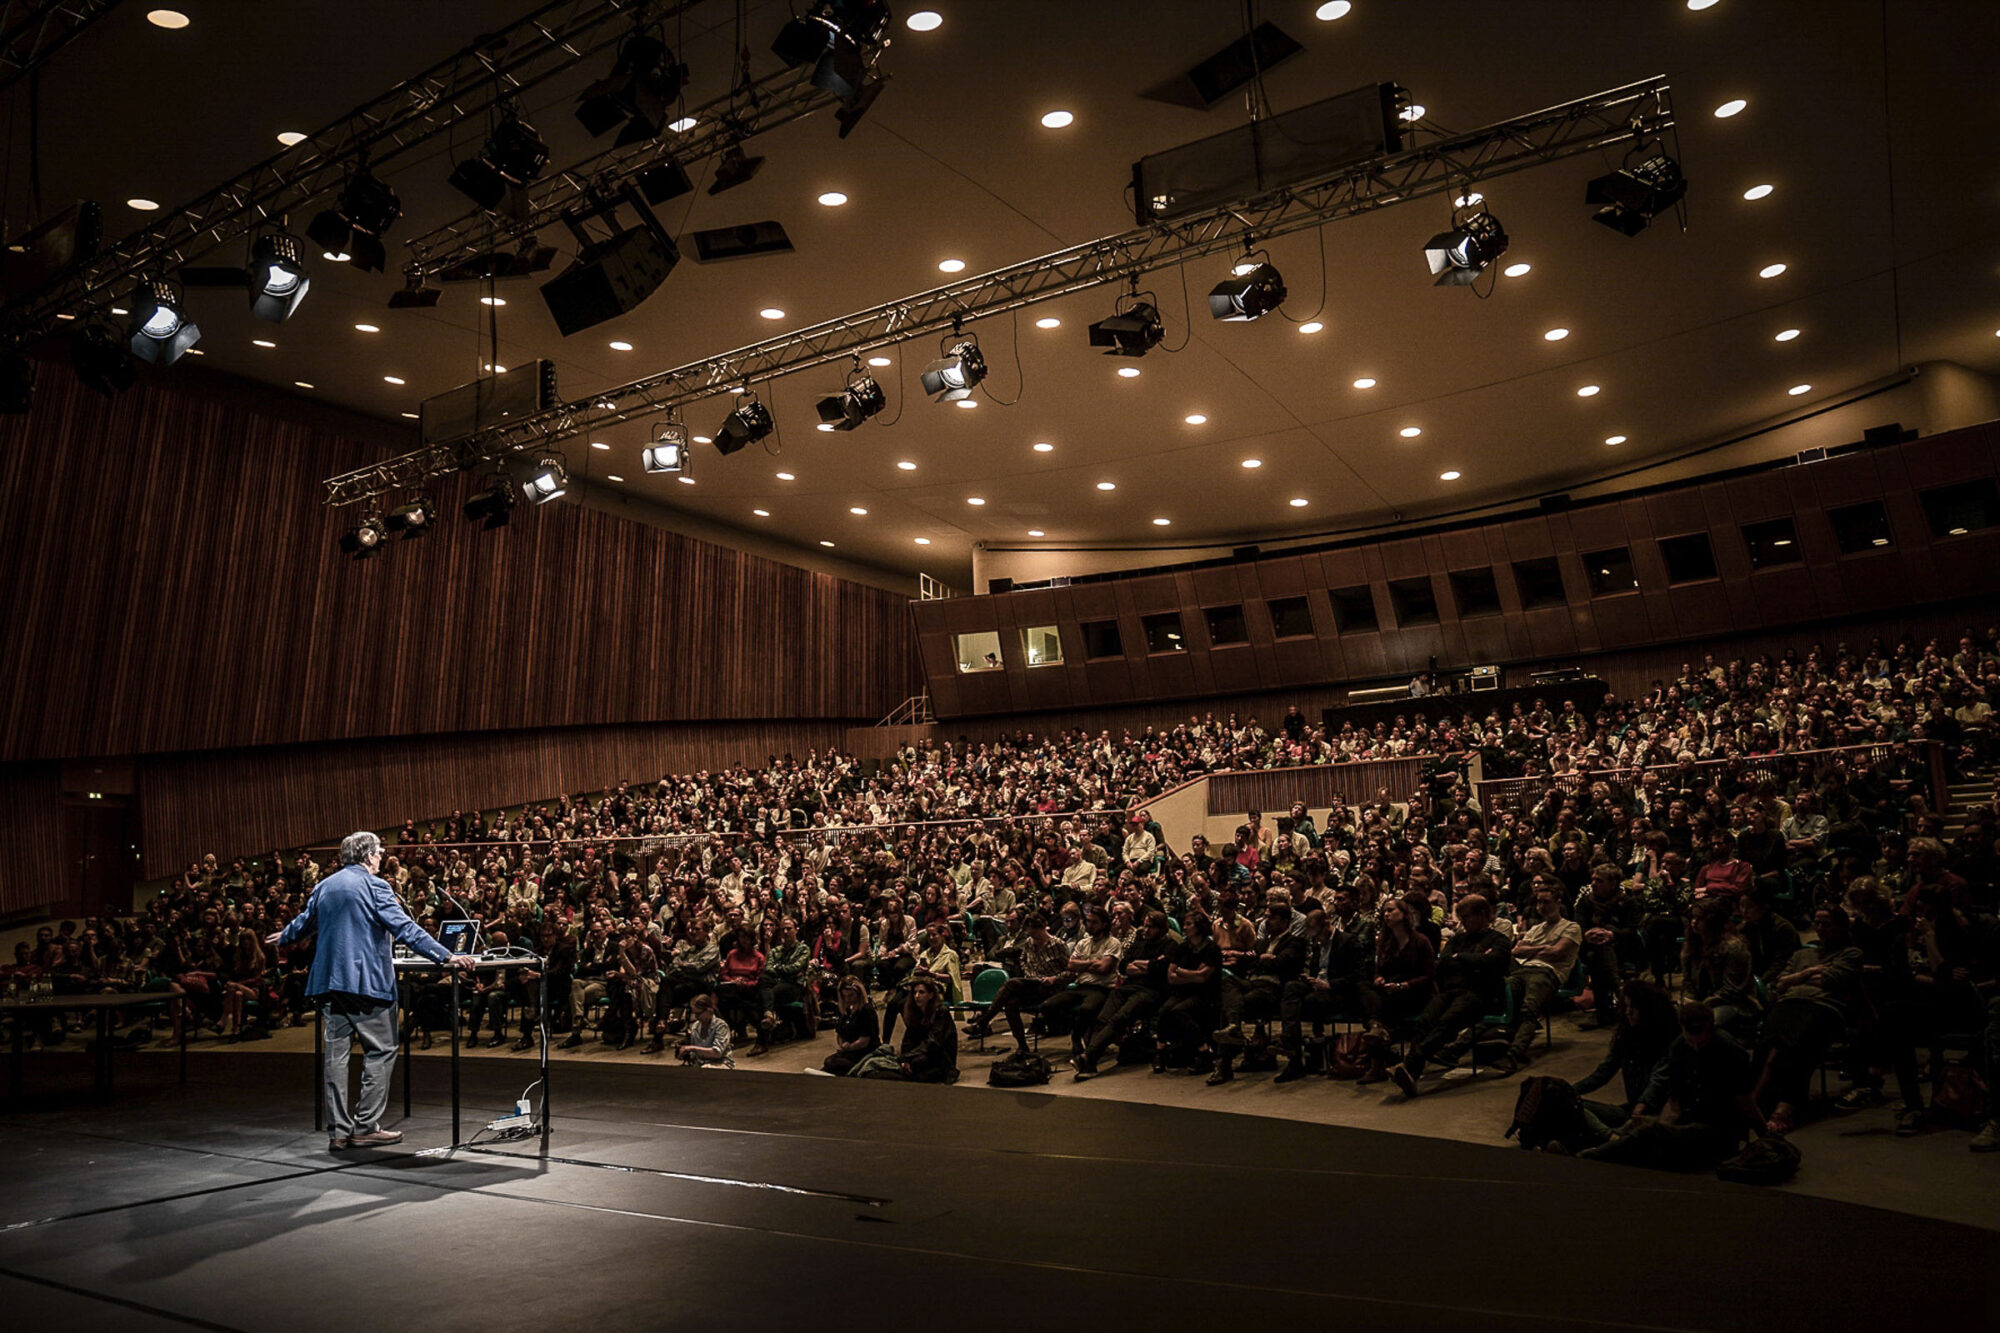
[815,371,886,430]
[127,277,201,364]
[576,31,688,145]
[463,475,516,529]
[339,514,388,559]
[708,145,765,195]
[643,419,691,472]
[520,455,569,505]
[1089,300,1165,357]
[448,110,550,212]
[835,78,885,138]
[0,349,34,414]
[384,496,435,538]
[1586,152,1687,236]
[1422,210,1508,286]
[74,322,137,397]
[920,337,987,403]
[247,232,311,321]
[387,270,442,309]
[774,0,889,104]
[0,200,102,302]
[1207,261,1286,321]
[307,170,402,273]
[715,393,773,454]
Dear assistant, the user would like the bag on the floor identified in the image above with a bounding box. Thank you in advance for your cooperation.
[847,1045,904,1079]
[1504,1075,1588,1151]
[1323,1032,1368,1080]
[987,1050,1052,1087]
[1716,1133,1801,1186]
[1929,1064,1986,1127]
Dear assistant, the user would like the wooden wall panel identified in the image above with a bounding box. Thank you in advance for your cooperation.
[0,370,920,762]
[0,763,65,915]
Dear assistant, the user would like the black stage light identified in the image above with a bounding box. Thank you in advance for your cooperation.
[815,372,885,430]
[1586,153,1687,236]
[127,277,201,364]
[708,145,765,195]
[1207,261,1286,321]
[75,322,137,397]
[643,419,691,472]
[387,272,443,308]
[0,349,34,414]
[463,475,516,529]
[448,111,550,211]
[0,200,102,301]
[339,514,388,559]
[920,338,987,402]
[247,232,311,321]
[1089,300,1164,357]
[636,159,694,206]
[384,496,435,538]
[577,32,688,145]
[835,77,885,138]
[1422,210,1508,286]
[715,393,773,454]
[307,170,402,273]
[774,1,888,105]
[520,455,569,505]
[540,186,680,336]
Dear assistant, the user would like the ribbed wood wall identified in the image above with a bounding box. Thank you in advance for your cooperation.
[0,367,920,763]
[135,719,852,878]
[0,764,65,915]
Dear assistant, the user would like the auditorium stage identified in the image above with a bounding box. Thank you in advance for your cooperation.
[0,1052,1990,1331]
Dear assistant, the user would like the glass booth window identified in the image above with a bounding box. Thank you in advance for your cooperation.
[1021,625,1063,667]
[954,631,1004,672]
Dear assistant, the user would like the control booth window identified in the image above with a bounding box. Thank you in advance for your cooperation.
[1205,604,1248,646]
[1021,624,1063,667]
[1919,478,2000,539]
[1828,500,1893,554]
[1082,619,1124,658]
[954,630,1004,673]
[1268,595,1315,639]
[1583,547,1639,596]
[1448,567,1502,617]
[1512,556,1567,609]
[1142,612,1186,653]
[1659,533,1718,585]
[1742,517,1802,570]
[1329,585,1379,633]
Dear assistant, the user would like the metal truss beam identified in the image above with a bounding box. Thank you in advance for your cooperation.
[0,0,697,342]
[0,0,120,95]
[322,75,1673,508]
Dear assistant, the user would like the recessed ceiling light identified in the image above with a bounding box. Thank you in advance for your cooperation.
[1289,497,1308,507]
[1152,517,1171,526]
[867,355,892,367]
[967,496,985,505]
[693,435,712,444]
[323,249,351,263]
[126,198,159,211]
[1775,328,1800,342]
[590,440,610,450]
[776,471,796,480]
[1116,366,1141,378]
[1605,434,1627,445]
[1576,384,1600,397]
[1439,470,1461,481]
[1871,537,1888,547]
[1035,317,1061,329]
[252,339,276,348]
[484,363,506,374]
[914,537,931,545]
[1503,262,1531,277]
[608,340,633,351]
[1788,383,1812,396]
[897,460,916,470]
[1241,458,1262,468]
[1759,262,1787,279]
[1028,529,1045,537]
[1040,111,1074,129]
[1714,98,1747,118]
[677,476,695,484]
[383,375,405,385]
[817,422,838,432]
[850,506,868,515]
[354,323,379,333]
[294,381,314,389]
[1688,0,1720,8]
[1454,192,1484,207]
[110,306,128,315]
[759,307,786,320]
[1033,441,1054,453]
[277,132,307,147]
[1096,481,1116,491]
[820,540,835,547]
[1315,0,1352,18]
[1399,426,1422,438]
[145,9,189,29]
[906,10,942,30]
[479,296,506,307]
[607,474,624,482]
[668,116,698,133]
[1544,327,1570,341]
[399,410,417,418]
[1400,104,1427,122]
[955,398,978,408]
[1352,377,1377,389]
[1298,320,1324,334]
[54,313,74,320]
[754,508,771,517]
[817,191,848,207]
[937,258,965,273]
[1743,183,1774,200]
[1185,413,1207,425]
[1948,527,1969,536]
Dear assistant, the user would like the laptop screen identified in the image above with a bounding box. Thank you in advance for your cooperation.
[437,920,481,956]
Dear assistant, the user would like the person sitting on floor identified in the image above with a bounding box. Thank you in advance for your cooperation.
[1575,1002,1761,1170]
[891,976,958,1084]
[820,975,880,1076]
[676,992,733,1068]
[1570,979,1679,1140]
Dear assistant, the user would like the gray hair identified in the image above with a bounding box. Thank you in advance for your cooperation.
[339,831,384,867]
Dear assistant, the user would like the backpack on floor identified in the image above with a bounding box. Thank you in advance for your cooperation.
[987,1050,1053,1087]
[1504,1075,1589,1152]
[1716,1133,1801,1186]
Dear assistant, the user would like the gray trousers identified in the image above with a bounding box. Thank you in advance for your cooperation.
[322,998,398,1139]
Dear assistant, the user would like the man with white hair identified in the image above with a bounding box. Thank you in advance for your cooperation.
[268,831,475,1152]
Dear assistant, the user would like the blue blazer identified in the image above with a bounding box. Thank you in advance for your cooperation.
[279,864,453,1003]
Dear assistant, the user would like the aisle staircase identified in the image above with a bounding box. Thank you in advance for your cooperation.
[1941,768,1993,839]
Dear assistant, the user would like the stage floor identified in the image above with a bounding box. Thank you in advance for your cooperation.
[1,1052,1992,1331]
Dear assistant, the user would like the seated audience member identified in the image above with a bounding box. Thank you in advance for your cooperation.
[1571,864,1644,1028]
[676,993,733,1068]
[1353,897,1438,1082]
[1494,879,1584,1071]
[821,975,880,1076]
[1387,894,1512,1095]
[1692,829,1754,900]
[1077,910,1173,1078]
[1276,908,1341,1083]
[1839,877,1928,1129]
[1571,979,1679,1134]
[1156,912,1222,1071]
[1683,897,1758,1037]
[560,920,615,1048]
[1753,906,1864,1135]
[714,927,767,1050]
[888,920,962,1045]
[1739,889,1803,990]
[1208,901,1307,1085]
[1575,1003,1760,1170]
[966,912,1071,1053]
[890,976,958,1084]
[1038,903,1121,1064]
[461,928,513,1048]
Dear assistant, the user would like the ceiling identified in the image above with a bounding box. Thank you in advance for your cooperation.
[14,1,2000,586]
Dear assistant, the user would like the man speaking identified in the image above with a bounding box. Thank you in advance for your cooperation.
[268,831,475,1151]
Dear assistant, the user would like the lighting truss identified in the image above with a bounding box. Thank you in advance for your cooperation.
[0,0,702,344]
[0,0,122,97]
[323,76,1674,507]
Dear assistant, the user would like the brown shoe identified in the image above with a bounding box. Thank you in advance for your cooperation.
[346,1129,404,1147]
[328,1137,351,1151]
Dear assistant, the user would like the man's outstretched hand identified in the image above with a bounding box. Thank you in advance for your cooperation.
[263,930,283,947]
[449,954,480,973]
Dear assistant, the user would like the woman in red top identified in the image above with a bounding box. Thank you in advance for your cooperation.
[716,928,767,1052]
